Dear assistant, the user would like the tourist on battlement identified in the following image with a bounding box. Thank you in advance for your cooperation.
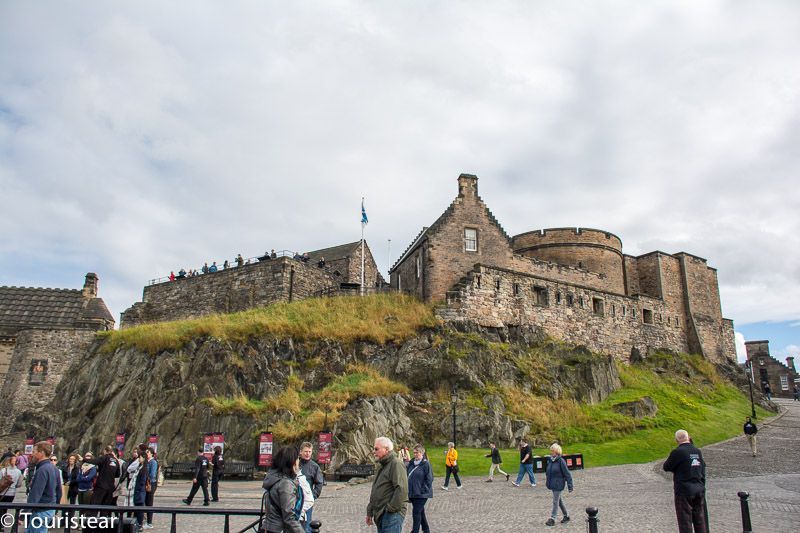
[293,251,303,260]
[169,271,175,281]
[270,249,277,259]
[544,443,573,527]
[366,437,408,533]
[663,429,707,533]
[236,253,244,267]
[223,260,229,269]
[302,253,310,263]
[407,444,432,533]
[177,268,186,278]
[209,261,218,273]
[202,262,210,274]
[317,257,326,268]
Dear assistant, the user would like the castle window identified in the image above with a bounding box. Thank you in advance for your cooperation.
[578,296,585,308]
[674,317,679,327]
[464,228,478,252]
[632,308,636,318]
[622,306,626,317]
[476,274,481,289]
[643,309,654,324]
[513,283,520,296]
[29,359,48,386]
[566,294,574,306]
[556,291,562,304]
[534,286,548,306]
[415,254,421,279]
[781,375,789,391]
[578,261,583,268]
[611,304,616,317]
[495,278,501,291]
[592,297,604,317]
[759,358,764,366]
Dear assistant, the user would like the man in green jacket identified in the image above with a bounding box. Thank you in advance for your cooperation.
[366,437,408,533]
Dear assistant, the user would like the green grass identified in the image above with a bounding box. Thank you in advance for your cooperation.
[99,293,439,355]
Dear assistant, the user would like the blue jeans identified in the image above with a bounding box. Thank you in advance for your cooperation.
[551,489,568,519]
[304,507,314,533]
[377,511,404,533]
[26,509,55,533]
[515,463,535,484]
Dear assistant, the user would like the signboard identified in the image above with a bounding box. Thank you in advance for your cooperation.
[317,431,332,465]
[203,432,225,459]
[148,434,159,455]
[115,433,126,454]
[258,432,273,467]
[24,437,34,458]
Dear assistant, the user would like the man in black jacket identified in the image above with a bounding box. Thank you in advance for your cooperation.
[82,446,121,506]
[663,429,707,533]
[183,449,210,506]
[743,417,758,457]
[211,446,224,502]
[299,442,324,533]
[484,442,509,482]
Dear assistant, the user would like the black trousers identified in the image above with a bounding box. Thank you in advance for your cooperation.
[674,493,707,533]
[145,487,156,522]
[187,477,209,503]
[410,497,430,533]
[211,475,221,501]
[443,465,461,487]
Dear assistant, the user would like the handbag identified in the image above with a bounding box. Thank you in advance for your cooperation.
[451,464,459,475]
[0,468,13,494]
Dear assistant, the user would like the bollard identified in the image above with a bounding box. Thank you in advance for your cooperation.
[737,491,752,533]
[586,507,599,533]
[310,519,322,532]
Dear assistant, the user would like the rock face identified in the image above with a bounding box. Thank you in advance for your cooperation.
[6,323,622,467]
[612,397,658,418]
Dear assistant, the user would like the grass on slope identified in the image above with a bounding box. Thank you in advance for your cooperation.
[98,293,438,355]
[204,363,410,441]
[424,354,771,477]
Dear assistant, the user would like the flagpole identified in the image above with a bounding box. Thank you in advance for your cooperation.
[361,197,366,296]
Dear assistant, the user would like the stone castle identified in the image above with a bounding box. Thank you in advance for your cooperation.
[390,174,736,364]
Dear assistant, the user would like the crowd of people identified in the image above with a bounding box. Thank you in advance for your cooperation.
[165,250,328,282]
[0,441,166,533]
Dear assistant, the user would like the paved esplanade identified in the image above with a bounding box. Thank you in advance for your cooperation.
[22,399,798,532]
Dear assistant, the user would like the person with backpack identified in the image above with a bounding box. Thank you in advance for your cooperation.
[743,417,758,457]
[544,443,573,526]
[261,446,304,533]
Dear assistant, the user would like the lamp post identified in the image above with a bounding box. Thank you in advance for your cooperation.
[451,387,458,448]
[745,359,756,419]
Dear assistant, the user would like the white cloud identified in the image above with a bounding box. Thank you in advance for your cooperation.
[0,1,799,329]
[734,332,748,363]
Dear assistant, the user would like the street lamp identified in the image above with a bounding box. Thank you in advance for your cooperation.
[745,359,756,419]
[451,387,458,448]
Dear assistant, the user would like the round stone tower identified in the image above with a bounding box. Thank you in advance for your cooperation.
[511,228,625,294]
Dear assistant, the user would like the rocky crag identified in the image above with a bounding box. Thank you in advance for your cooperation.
[10,322,624,469]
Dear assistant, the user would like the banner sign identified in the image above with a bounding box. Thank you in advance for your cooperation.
[115,433,126,454]
[24,437,34,458]
[258,432,273,467]
[148,434,159,455]
[317,431,333,465]
[203,432,225,459]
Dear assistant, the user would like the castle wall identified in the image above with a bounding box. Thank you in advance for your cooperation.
[512,228,626,295]
[347,242,385,288]
[635,253,663,298]
[745,340,798,398]
[623,255,641,296]
[0,329,97,435]
[121,258,337,327]
[0,336,14,386]
[392,243,427,299]
[439,264,689,361]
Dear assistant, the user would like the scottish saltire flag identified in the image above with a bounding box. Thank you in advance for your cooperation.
[361,198,368,226]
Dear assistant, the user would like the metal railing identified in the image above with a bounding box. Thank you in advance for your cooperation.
[147,250,300,285]
[0,502,322,533]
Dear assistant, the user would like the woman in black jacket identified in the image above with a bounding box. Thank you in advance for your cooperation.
[407,444,433,533]
[261,446,304,533]
[61,454,81,505]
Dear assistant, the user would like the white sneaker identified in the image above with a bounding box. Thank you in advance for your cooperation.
[456,485,463,490]
[143,524,154,530]
[531,483,537,487]
[441,485,449,491]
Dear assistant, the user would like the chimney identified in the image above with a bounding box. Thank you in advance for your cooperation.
[787,356,796,372]
[457,173,478,198]
[83,273,99,298]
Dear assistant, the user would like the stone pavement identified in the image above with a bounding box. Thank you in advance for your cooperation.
[10,399,799,532]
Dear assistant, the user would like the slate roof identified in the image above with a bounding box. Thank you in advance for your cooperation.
[0,286,114,332]
[305,241,362,263]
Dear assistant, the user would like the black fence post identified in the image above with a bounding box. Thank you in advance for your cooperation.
[586,507,599,533]
[737,491,752,533]
[310,519,322,532]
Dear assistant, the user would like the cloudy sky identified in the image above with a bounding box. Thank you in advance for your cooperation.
[1,1,798,363]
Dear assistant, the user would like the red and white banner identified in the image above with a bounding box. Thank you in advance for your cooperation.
[115,433,126,454]
[203,432,225,459]
[24,437,34,458]
[148,434,159,455]
[317,431,332,465]
[258,433,273,467]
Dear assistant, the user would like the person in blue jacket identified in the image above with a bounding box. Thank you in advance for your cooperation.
[544,443,573,527]
[406,444,433,533]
